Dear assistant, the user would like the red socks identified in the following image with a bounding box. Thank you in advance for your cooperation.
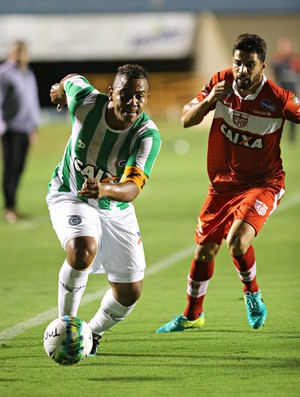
[183,245,259,320]
[232,245,259,293]
[183,259,214,320]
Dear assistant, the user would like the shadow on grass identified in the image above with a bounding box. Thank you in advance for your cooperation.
[87,376,178,382]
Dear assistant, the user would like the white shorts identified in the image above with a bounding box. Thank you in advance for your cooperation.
[47,194,146,283]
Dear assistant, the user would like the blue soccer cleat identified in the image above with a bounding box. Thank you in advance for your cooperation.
[244,291,267,329]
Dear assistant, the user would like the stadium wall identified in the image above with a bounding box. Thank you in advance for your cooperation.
[0,11,298,120]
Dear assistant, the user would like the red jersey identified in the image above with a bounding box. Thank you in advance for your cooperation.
[196,69,300,194]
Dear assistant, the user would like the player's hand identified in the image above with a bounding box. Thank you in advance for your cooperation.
[208,81,233,103]
[50,83,67,112]
[79,178,102,199]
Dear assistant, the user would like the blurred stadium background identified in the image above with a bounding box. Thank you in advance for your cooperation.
[0,0,299,122]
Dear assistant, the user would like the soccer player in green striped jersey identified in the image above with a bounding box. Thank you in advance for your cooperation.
[47,64,161,355]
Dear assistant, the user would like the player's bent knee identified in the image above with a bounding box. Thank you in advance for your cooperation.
[66,236,98,270]
[115,292,141,307]
[194,243,219,262]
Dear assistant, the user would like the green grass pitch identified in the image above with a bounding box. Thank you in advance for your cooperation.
[0,118,299,397]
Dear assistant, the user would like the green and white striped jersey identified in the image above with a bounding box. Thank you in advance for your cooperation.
[48,75,161,210]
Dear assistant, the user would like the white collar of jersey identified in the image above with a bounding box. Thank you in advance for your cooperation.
[232,74,266,100]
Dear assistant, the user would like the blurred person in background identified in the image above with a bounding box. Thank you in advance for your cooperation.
[273,37,300,142]
[0,40,41,223]
[48,64,161,356]
[156,33,300,334]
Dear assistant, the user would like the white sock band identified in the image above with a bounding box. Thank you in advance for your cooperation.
[187,275,211,298]
[236,261,257,282]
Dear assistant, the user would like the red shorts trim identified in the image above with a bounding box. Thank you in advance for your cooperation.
[195,186,285,245]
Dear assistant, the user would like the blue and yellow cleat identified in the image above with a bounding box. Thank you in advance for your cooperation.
[244,291,267,329]
[156,313,205,333]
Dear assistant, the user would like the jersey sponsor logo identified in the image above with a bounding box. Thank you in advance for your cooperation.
[254,199,268,216]
[74,158,119,182]
[74,158,104,179]
[220,124,263,149]
[252,109,272,117]
[68,215,82,226]
[233,111,249,128]
[260,100,276,112]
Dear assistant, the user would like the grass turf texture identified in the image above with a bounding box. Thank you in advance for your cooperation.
[0,119,299,397]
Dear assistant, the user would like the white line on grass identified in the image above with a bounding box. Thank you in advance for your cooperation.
[0,244,195,345]
[275,191,300,212]
[1,191,299,345]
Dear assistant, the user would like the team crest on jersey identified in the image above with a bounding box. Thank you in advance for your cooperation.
[232,111,249,128]
[68,215,82,226]
[116,159,127,168]
[254,200,268,216]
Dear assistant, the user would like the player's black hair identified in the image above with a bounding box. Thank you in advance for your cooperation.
[233,33,267,62]
[117,64,149,80]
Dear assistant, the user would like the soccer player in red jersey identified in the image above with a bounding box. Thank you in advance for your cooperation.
[156,33,300,332]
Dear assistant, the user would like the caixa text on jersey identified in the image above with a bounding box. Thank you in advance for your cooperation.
[220,124,263,149]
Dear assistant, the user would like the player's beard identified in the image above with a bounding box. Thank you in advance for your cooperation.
[236,75,252,90]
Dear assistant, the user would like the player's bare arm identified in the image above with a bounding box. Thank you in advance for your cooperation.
[181,81,233,128]
[79,178,140,202]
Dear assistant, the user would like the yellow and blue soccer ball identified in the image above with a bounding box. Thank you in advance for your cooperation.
[43,316,93,365]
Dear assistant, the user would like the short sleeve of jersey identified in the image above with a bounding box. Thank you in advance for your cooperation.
[126,123,162,180]
[63,75,97,116]
[283,91,300,123]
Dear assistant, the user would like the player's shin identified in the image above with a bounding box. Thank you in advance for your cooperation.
[232,245,259,293]
[58,260,89,317]
[88,288,136,334]
[183,259,214,320]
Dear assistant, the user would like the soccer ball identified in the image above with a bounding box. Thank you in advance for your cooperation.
[43,316,93,365]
